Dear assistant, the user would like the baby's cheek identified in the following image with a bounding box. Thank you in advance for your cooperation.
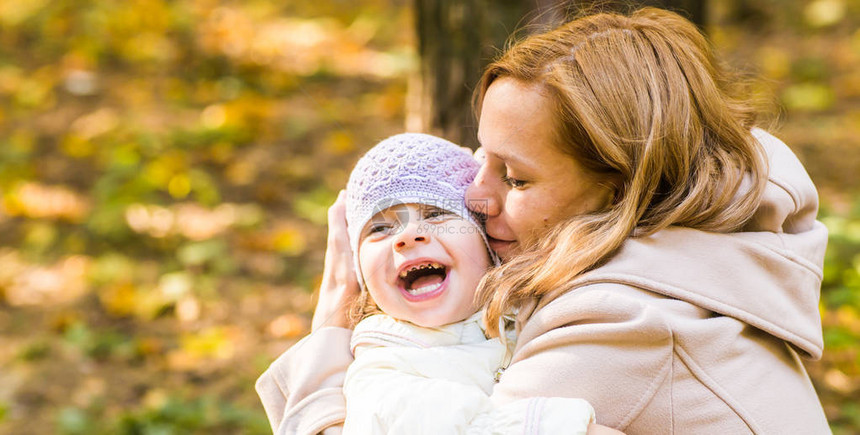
[443,220,471,234]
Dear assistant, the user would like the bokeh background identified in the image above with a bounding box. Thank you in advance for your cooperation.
[0,0,858,433]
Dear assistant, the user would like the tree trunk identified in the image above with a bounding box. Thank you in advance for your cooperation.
[409,0,529,149]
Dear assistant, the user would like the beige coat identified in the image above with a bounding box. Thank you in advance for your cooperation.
[256,129,830,434]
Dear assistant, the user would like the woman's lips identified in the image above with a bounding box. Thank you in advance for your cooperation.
[487,236,515,254]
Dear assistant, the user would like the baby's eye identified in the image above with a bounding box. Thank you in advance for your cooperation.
[368,223,395,235]
[423,207,454,220]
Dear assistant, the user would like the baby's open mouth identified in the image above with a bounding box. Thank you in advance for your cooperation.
[398,262,448,296]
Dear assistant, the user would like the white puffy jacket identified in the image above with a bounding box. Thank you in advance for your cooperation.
[343,312,594,434]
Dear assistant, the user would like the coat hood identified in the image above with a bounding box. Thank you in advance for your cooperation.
[572,129,827,359]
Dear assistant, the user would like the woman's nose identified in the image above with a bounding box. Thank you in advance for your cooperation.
[393,221,429,251]
[466,165,501,218]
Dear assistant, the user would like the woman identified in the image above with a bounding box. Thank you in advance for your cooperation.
[258,7,829,434]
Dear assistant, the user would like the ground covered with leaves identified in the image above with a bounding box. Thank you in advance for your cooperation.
[0,0,858,434]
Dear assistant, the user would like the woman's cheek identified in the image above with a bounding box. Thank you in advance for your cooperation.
[504,192,530,231]
[512,190,557,235]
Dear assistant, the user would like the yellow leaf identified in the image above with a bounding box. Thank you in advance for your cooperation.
[782,83,835,112]
[324,130,356,155]
[272,226,307,256]
[142,388,168,410]
[135,337,164,357]
[836,306,860,335]
[61,135,96,158]
[209,142,234,163]
[757,47,790,80]
[200,104,227,129]
[180,327,234,360]
[133,287,171,321]
[804,0,845,28]
[70,108,119,140]
[10,130,34,153]
[98,282,137,317]
[225,160,258,186]
[0,0,50,26]
[168,174,191,199]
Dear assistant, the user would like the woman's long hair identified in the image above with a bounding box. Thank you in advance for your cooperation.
[474,7,769,334]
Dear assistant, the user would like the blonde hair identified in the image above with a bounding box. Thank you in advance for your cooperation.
[474,7,768,335]
[349,288,382,327]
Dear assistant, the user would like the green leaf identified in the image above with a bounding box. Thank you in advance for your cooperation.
[782,83,835,112]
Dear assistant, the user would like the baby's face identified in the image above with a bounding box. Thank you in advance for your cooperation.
[358,203,491,327]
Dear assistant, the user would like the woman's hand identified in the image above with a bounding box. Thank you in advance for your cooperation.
[311,190,360,331]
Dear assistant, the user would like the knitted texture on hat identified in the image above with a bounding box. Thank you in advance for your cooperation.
[345,133,496,287]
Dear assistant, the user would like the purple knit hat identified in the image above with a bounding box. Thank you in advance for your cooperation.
[345,133,497,287]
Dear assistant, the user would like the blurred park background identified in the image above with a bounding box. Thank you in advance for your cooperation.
[0,0,858,433]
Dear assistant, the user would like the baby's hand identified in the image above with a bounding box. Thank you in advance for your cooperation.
[311,190,360,331]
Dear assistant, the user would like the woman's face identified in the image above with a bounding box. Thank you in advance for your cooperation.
[466,77,614,261]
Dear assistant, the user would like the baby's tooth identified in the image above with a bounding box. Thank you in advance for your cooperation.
[408,282,441,296]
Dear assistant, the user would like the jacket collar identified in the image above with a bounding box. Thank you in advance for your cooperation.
[350,312,488,356]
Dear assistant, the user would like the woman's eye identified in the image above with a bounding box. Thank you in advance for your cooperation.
[501,174,527,188]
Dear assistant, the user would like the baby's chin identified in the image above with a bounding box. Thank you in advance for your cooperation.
[406,312,475,328]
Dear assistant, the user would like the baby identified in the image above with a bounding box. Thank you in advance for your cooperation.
[342,133,596,434]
